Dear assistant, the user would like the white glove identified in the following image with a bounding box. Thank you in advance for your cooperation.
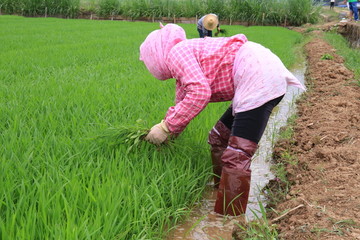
[145,120,170,145]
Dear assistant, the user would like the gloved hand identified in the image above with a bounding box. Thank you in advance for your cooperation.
[145,120,170,145]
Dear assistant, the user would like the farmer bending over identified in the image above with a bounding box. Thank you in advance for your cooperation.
[197,14,220,38]
[140,23,305,216]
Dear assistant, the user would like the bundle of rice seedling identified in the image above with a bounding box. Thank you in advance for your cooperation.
[219,29,227,34]
[92,119,150,153]
[91,119,182,153]
[215,28,228,37]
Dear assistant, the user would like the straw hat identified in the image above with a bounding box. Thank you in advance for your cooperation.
[203,14,219,31]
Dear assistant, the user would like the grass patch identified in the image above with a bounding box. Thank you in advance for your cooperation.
[320,53,334,60]
[304,27,319,33]
[319,6,343,22]
[263,113,298,208]
[324,32,360,86]
[311,219,359,236]
[233,202,279,240]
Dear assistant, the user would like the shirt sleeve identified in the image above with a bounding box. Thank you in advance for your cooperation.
[165,45,212,134]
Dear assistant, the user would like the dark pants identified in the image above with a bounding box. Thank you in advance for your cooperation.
[349,1,359,20]
[330,2,334,9]
[197,28,212,38]
[219,95,284,144]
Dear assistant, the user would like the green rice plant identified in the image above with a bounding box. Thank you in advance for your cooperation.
[215,28,228,37]
[237,25,303,67]
[0,16,303,239]
[220,29,227,34]
[324,32,360,86]
[233,201,279,239]
[90,119,149,152]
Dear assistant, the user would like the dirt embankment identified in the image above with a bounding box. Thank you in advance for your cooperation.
[269,34,360,239]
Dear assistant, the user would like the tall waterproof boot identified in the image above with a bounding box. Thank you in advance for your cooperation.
[214,136,258,216]
[208,121,231,188]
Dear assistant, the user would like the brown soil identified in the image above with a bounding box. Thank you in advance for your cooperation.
[265,30,360,239]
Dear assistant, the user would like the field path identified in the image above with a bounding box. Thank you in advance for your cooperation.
[268,33,360,239]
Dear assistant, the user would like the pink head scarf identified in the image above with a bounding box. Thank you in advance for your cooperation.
[140,23,186,80]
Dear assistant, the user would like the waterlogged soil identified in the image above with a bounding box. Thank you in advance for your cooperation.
[267,34,360,239]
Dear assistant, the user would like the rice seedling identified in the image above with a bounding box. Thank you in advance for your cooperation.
[89,118,187,155]
[233,201,279,239]
[215,28,228,37]
[90,119,149,152]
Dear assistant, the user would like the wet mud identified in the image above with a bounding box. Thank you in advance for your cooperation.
[166,188,235,240]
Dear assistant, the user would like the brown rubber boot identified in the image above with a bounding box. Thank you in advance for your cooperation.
[214,167,251,216]
[214,136,258,216]
[208,121,231,187]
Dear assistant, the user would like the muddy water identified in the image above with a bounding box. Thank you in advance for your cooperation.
[246,64,306,220]
[167,65,306,240]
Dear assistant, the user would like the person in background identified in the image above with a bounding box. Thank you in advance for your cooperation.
[197,14,221,38]
[346,1,353,19]
[140,23,305,216]
[344,0,359,21]
[330,0,335,9]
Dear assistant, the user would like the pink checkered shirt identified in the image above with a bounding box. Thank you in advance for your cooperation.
[164,35,248,134]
